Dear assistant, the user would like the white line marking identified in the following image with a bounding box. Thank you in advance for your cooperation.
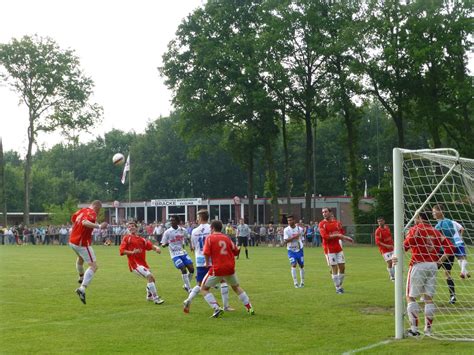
[342,340,393,355]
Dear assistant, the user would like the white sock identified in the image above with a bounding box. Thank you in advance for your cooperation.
[204,293,220,310]
[299,268,305,284]
[76,262,84,276]
[461,260,468,275]
[186,285,201,303]
[81,268,95,288]
[338,273,345,287]
[407,302,420,332]
[182,273,191,290]
[387,267,392,277]
[332,274,339,289]
[238,291,251,308]
[147,282,158,298]
[390,268,395,278]
[424,303,435,331]
[220,284,229,308]
[291,268,297,284]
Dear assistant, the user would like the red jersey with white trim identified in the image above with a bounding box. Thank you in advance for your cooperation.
[375,226,394,254]
[203,232,239,276]
[119,234,154,271]
[404,223,455,266]
[69,207,97,246]
[319,219,344,254]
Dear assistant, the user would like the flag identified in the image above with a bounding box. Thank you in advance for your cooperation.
[364,179,368,198]
[121,154,130,184]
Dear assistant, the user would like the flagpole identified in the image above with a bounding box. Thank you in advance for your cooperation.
[128,151,131,220]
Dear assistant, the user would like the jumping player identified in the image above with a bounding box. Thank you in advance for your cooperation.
[69,200,108,304]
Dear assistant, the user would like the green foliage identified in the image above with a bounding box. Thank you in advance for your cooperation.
[44,196,79,225]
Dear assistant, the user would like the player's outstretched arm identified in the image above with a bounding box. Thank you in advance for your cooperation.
[342,235,354,243]
[153,245,161,254]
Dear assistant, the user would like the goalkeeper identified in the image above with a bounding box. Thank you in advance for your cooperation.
[432,204,470,305]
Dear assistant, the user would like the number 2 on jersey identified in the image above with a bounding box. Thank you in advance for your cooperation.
[218,240,228,255]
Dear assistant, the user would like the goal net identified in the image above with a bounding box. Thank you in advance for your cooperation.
[393,148,473,341]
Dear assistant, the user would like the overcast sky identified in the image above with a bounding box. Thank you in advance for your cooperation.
[0,0,204,155]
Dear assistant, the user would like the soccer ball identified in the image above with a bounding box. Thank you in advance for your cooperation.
[112,153,125,165]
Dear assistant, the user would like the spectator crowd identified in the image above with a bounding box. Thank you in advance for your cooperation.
[0,220,323,247]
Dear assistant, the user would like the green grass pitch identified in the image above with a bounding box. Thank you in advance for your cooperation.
[0,245,472,354]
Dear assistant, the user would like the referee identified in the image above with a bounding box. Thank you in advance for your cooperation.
[236,218,251,259]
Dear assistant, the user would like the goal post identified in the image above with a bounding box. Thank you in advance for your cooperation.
[393,148,474,341]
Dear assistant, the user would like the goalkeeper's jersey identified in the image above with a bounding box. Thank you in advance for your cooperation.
[435,219,464,246]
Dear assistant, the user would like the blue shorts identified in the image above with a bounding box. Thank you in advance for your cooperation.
[172,254,193,269]
[455,245,466,258]
[288,249,304,267]
[196,266,210,282]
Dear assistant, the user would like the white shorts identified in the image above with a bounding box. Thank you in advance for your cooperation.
[382,252,394,262]
[69,243,96,264]
[132,265,152,278]
[325,251,345,266]
[406,262,438,298]
[203,273,239,288]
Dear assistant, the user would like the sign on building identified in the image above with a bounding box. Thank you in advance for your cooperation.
[150,198,203,206]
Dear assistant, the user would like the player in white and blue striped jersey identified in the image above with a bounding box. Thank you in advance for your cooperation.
[284,215,305,288]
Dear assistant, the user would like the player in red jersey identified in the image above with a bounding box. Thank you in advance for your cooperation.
[392,212,455,337]
[200,220,255,318]
[375,217,395,281]
[119,221,164,305]
[69,200,108,304]
[319,207,353,294]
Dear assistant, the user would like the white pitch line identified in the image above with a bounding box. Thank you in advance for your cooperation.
[342,339,393,355]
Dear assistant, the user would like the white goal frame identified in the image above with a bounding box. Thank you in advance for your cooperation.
[393,147,473,340]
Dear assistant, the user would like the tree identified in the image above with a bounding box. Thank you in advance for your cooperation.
[323,1,365,222]
[0,35,102,224]
[160,1,280,224]
[359,0,414,147]
[406,1,473,152]
[259,0,330,222]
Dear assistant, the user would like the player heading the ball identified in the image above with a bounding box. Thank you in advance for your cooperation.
[69,200,108,304]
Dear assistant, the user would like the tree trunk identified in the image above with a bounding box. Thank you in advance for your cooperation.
[281,103,291,221]
[264,140,279,225]
[393,112,405,148]
[24,114,35,226]
[304,110,313,223]
[247,153,254,225]
[344,110,361,223]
